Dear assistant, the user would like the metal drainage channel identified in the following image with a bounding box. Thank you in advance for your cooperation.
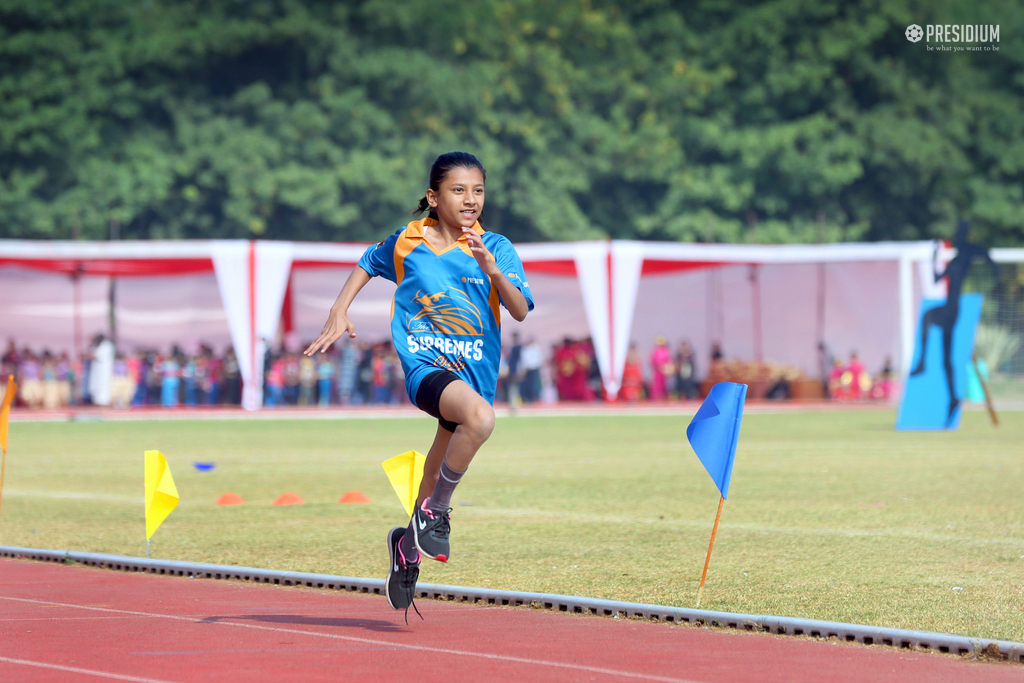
[3,545,1021,663]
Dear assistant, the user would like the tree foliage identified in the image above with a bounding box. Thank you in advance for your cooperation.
[1,0,1022,245]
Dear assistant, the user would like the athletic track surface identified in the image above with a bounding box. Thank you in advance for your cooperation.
[1,558,1020,682]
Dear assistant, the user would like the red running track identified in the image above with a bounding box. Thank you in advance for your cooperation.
[0,558,1020,683]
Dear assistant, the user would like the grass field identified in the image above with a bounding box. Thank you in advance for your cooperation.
[1,409,1022,642]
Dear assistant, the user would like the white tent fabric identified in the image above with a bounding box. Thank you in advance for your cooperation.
[7,237,1017,408]
[291,267,397,342]
[211,241,293,410]
[210,242,254,405]
[618,240,935,386]
[2,267,109,353]
[250,243,294,409]
[629,261,905,378]
[115,274,229,350]
[608,243,645,397]
[572,242,613,394]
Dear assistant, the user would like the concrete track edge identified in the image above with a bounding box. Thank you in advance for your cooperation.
[3,545,1021,663]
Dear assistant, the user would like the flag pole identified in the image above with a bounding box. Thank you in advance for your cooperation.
[696,495,725,608]
[147,539,150,559]
[972,353,998,426]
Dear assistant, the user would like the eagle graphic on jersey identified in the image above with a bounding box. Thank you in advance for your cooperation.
[408,288,484,336]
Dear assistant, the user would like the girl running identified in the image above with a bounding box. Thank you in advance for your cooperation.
[304,152,533,619]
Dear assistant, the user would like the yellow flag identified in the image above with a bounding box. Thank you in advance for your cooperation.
[382,450,426,517]
[144,450,179,540]
[1,375,17,454]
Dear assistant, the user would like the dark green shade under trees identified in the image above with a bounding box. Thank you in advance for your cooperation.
[1,0,1022,245]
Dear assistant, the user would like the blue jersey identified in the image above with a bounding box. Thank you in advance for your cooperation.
[358,218,534,405]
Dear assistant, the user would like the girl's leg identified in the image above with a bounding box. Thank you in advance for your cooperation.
[400,424,453,564]
[435,380,495,471]
[403,380,494,563]
[427,381,495,515]
[415,424,455,509]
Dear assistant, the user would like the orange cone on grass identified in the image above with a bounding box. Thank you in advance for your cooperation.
[215,492,245,506]
[338,490,370,504]
[273,492,304,506]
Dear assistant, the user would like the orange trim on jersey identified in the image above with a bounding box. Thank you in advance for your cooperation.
[487,278,502,330]
[413,217,484,236]
[393,228,420,285]
[404,218,486,257]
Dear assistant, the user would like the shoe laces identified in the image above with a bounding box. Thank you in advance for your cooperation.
[399,563,423,625]
[403,600,423,626]
[399,561,419,589]
[425,507,452,537]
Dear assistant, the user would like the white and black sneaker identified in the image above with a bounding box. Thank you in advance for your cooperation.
[385,527,421,623]
[411,499,452,562]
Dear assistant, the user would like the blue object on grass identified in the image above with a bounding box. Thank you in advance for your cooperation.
[192,462,216,472]
[686,382,748,499]
[896,294,983,431]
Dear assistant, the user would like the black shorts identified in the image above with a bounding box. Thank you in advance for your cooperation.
[415,370,460,433]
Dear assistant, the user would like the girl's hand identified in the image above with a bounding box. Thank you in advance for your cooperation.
[463,227,530,321]
[304,308,355,356]
[303,266,372,355]
[462,227,498,275]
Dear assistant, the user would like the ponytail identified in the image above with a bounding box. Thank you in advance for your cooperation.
[411,151,486,219]
[413,195,437,220]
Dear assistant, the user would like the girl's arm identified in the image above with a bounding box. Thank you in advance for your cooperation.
[304,267,373,355]
[462,228,530,321]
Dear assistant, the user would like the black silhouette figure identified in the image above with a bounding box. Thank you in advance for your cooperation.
[909,221,999,426]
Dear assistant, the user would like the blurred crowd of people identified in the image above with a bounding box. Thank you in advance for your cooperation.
[1,336,243,409]
[619,337,895,402]
[0,333,556,409]
[620,336,701,402]
[548,336,602,401]
[1,332,897,410]
[826,352,895,401]
[264,340,406,408]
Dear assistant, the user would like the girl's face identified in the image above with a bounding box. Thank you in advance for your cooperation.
[427,166,485,229]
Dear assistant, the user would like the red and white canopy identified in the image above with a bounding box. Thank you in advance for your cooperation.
[6,238,1012,409]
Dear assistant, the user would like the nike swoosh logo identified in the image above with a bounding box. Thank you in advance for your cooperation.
[393,562,400,572]
[417,517,428,531]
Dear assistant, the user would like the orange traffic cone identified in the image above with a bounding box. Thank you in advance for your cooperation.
[215,492,245,506]
[272,492,304,506]
[338,490,370,504]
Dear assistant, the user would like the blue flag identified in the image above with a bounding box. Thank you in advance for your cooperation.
[686,382,748,499]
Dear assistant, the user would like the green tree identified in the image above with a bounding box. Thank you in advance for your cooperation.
[1,0,1022,245]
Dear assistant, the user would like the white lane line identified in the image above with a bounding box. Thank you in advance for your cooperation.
[3,489,141,504]
[0,656,179,683]
[0,596,706,683]
[0,615,154,622]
